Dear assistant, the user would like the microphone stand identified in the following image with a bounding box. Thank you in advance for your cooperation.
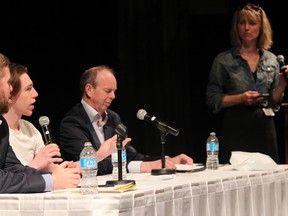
[106,125,136,186]
[151,124,176,175]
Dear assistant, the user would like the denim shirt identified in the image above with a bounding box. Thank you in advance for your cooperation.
[206,47,280,113]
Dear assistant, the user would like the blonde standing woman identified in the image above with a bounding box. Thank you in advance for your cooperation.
[206,3,288,164]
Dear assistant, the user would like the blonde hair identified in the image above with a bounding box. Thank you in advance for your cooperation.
[0,53,10,79]
[230,3,273,50]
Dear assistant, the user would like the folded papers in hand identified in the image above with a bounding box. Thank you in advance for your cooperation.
[229,151,278,171]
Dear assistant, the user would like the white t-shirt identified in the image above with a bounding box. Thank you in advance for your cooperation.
[9,119,45,166]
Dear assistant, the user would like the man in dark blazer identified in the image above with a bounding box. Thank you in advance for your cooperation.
[0,115,49,193]
[59,65,193,175]
[0,52,80,193]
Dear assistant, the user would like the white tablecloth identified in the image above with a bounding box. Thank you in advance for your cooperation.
[1,165,288,216]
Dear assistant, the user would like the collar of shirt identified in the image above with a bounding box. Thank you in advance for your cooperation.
[81,99,108,127]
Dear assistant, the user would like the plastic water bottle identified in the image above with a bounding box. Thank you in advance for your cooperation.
[206,132,219,170]
[80,142,98,195]
[112,147,127,179]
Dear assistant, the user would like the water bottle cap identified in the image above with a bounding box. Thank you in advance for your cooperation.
[210,132,216,136]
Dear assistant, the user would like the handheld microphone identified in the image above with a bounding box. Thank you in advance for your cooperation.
[277,55,288,79]
[38,116,53,144]
[136,109,179,136]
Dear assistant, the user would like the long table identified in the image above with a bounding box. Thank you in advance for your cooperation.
[1,165,288,216]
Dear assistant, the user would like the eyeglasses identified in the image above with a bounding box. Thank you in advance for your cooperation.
[240,3,260,11]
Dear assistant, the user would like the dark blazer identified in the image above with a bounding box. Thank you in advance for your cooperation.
[0,115,47,193]
[59,103,160,175]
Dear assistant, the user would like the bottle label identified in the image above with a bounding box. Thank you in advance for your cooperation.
[122,150,126,162]
[208,143,219,151]
[112,150,126,162]
[80,158,98,169]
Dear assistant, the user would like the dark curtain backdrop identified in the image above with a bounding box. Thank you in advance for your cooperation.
[116,0,230,162]
[0,0,287,164]
[116,0,288,163]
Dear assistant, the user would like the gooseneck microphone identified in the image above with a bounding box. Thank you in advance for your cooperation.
[38,116,53,144]
[277,55,288,80]
[136,109,179,136]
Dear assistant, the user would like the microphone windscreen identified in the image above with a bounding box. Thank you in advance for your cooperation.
[136,109,147,120]
[277,55,285,63]
[39,116,50,126]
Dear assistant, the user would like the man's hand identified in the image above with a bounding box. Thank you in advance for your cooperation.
[96,135,132,161]
[52,161,81,190]
[140,154,193,173]
[168,153,193,165]
[29,144,63,171]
